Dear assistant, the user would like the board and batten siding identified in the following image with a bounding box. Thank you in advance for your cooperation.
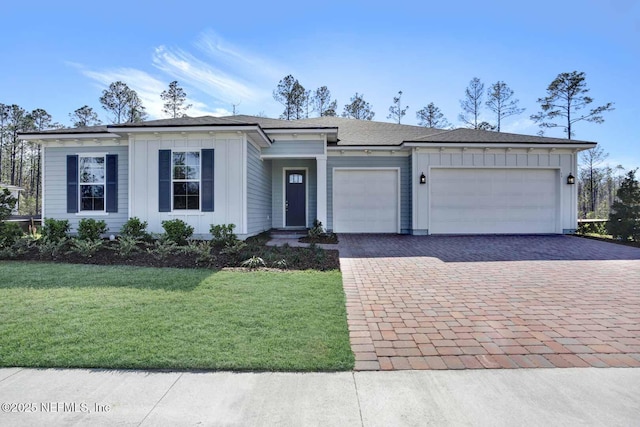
[129,134,246,237]
[413,149,578,234]
[261,140,324,157]
[43,145,129,233]
[246,141,272,235]
[271,159,317,228]
[327,155,412,233]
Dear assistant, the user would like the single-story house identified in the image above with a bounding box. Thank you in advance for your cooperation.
[0,183,23,215]
[19,115,596,238]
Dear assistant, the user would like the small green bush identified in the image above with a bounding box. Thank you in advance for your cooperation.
[273,259,288,270]
[69,238,104,258]
[41,218,70,242]
[308,219,324,239]
[181,240,216,266]
[120,217,150,240]
[38,237,69,260]
[220,240,247,255]
[0,222,23,248]
[146,238,179,260]
[115,235,142,258]
[161,219,194,245]
[210,224,238,246]
[241,256,266,269]
[77,218,108,241]
[577,221,608,235]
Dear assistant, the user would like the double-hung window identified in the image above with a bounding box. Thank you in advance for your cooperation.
[172,151,200,210]
[79,155,105,211]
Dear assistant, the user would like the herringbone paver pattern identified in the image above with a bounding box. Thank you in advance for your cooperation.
[339,235,640,370]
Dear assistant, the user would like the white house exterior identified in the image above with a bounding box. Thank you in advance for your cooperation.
[19,115,595,238]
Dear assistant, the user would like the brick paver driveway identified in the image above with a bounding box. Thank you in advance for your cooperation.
[339,235,640,370]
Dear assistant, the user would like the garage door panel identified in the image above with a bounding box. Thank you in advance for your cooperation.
[430,168,558,234]
[334,169,398,233]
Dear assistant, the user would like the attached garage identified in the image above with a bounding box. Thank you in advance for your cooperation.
[429,168,560,234]
[333,168,399,233]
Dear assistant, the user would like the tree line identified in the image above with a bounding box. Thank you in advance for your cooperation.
[0,70,625,220]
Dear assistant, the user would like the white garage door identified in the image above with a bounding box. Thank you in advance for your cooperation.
[430,168,559,234]
[333,169,399,233]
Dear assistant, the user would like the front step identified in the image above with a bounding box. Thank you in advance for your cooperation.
[270,229,308,239]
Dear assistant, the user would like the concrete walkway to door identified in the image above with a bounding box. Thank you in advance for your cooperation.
[338,235,640,371]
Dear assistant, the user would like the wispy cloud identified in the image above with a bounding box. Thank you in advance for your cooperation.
[70,63,225,120]
[69,30,288,120]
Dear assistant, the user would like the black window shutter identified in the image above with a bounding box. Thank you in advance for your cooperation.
[105,154,118,213]
[201,149,215,212]
[66,155,78,213]
[158,150,171,212]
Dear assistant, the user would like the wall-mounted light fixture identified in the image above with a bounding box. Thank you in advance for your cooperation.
[567,173,575,185]
[420,172,426,184]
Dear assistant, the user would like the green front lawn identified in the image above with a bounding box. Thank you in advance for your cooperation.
[0,262,353,371]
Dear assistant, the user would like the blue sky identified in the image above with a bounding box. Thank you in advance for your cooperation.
[3,1,638,169]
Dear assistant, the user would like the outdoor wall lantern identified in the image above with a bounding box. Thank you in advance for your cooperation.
[567,173,575,185]
[420,172,426,184]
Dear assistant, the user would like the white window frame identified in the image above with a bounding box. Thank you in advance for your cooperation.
[78,153,106,214]
[171,150,202,211]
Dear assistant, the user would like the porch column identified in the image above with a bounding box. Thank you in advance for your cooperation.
[316,155,327,228]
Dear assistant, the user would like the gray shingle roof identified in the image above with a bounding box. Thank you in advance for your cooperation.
[407,128,595,145]
[294,116,446,145]
[19,115,596,146]
[19,125,110,135]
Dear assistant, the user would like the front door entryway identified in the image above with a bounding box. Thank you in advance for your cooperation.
[285,170,306,227]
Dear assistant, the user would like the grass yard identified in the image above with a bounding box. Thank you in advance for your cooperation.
[0,261,353,371]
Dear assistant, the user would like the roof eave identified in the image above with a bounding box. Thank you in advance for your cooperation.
[403,142,597,150]
[19,132,119,141]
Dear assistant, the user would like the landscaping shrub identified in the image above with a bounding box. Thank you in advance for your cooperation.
[308,219,324,239]
[577,221,608,235]
[38,238,69,260]
[69,238,104,258]
[120,217,150,240]
[41,218,70,242]
[77,218,108,241]
[161,219,194,245]
[147,238,180,260]
[0,222,23,248]
[210,223,238,246]
[115,235,142,258]
[241,256,266,269]
[181,240,216,267]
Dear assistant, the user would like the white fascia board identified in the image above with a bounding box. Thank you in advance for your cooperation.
[19,133,119,141]
[265,127,338,135]
[109,125,272,147]
[403,142,597,151]
[327,145,406,151]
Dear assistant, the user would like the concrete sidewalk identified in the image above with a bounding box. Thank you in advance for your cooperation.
[1,368,638,426]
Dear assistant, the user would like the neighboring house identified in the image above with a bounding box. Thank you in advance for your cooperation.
[19,115,596,238]
[0,183,23,215]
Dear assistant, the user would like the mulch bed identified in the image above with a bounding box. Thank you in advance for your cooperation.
[2,234,341,271]
[299,233,339,244]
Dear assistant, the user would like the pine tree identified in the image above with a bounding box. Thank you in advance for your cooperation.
[607,170,640,241]
[161,81,192,118]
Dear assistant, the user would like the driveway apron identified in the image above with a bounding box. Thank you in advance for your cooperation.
[338,235,640,371]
